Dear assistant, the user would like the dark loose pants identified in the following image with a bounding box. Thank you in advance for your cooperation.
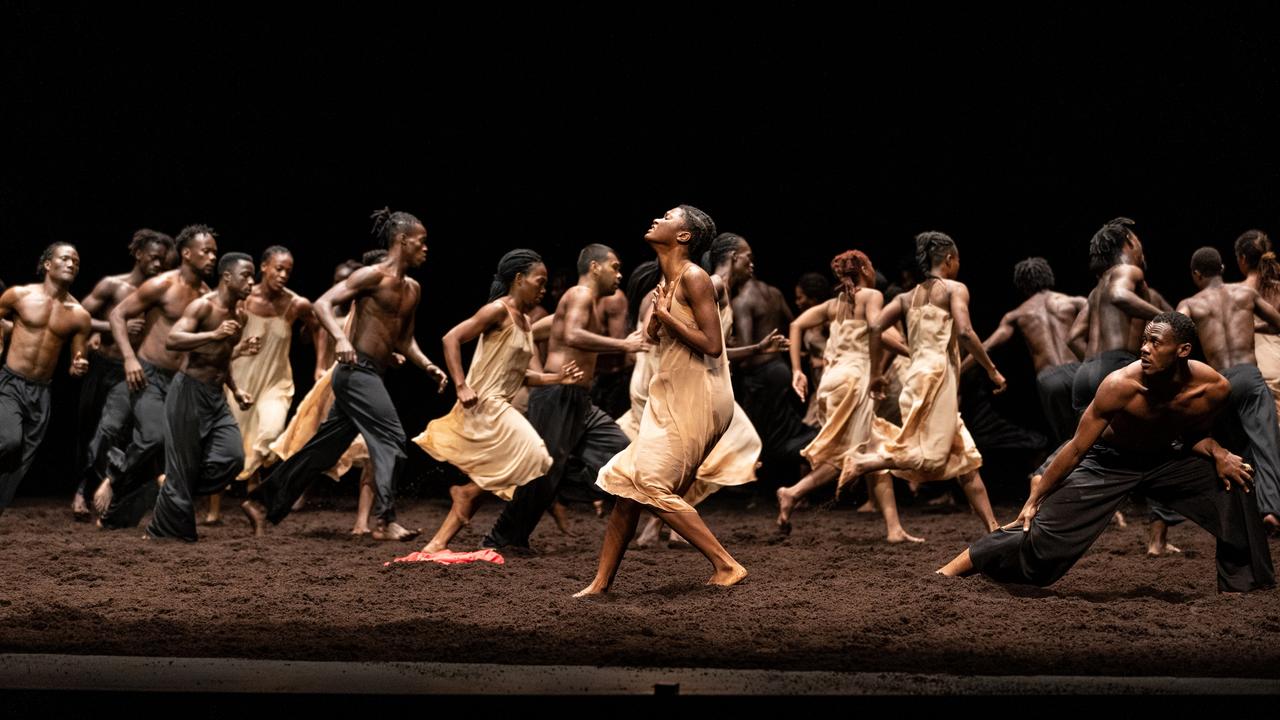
[1071,350,1136,414]
[146,373,244,541]
[969,444,1275,592]
[253,356,405,525]
[76,353,132,501]
[99,361,174,529]
[0,368,52,513]
[1222,364,1280,519]
[736,356,818,466]
[1036,362,1081,447]
[484,384,630,548]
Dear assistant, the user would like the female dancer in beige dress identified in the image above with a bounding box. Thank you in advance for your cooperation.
[576,205,747,596]
[843,232,1005,534]
[794,272,833,428]
[205,246,318,523]
[1235,229,1280,531]
[413,250,585,553]
[775,250,922,542]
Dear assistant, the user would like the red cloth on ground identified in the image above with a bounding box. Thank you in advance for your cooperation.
[384,548,506,566]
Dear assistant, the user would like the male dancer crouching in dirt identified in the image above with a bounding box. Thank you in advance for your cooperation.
[145,253,255,540]
[939,312,1275,593]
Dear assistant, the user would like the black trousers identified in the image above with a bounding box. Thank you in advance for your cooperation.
[736,356,818,466]
[99,361,174,528]
[589,368,632,420]
[1036,361,1081,447]
[76,353,132,501]
[969,444,1275,592]
[1071,350,1136,414]
[0,367,52,513]
[146,373,245,541]
[484,384,630,548]
[1221,364,1280,519]
[253,355,405,525]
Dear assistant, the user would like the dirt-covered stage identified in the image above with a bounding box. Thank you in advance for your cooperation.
[1,491,1277,680]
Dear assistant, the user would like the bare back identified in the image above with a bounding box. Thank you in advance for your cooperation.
[350,269,420,365]
[1085,264,1156,357]
[594,289,629,375]
[1010,291,1086,372]
[1177,283,1264,370]
[545,284,606,387]
[731,278,794,368]
[0,285,91,381]
[134,270,210,370]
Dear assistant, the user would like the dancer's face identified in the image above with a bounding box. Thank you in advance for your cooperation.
[261,253,294,293]
[1125,232,1147,271]
[223,259,256,301]
[732,240,755,281]
[795,286,814,310]
[512,263,548,308]
[1139,322,1189,375]
[136,242,168,278]
[44,245,80,285]
[183,234,219,278]
[645,207,691,247]
[593,252,623,294]
[399,224,428,267]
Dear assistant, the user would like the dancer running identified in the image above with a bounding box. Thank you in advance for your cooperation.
[842,232,1005,534]
[577,205,746,595]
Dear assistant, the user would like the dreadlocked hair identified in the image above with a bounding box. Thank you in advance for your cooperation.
[796,272,833,304]
[625,260,664,330]
[1088,217,1135,276]
[176,224,217,251]
[1012,257,1055,296]
[36,242,77,278]
[703,233,744,272]
[678,205,717,262]
[1235,229,1280,296]
[128,228,174,255]
[914,231,957,276]
[369,207,422,249]
[489,249,544,302]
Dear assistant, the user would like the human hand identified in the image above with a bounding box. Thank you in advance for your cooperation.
[1215,450,1253,493]
[792,369,808,402]
[70,351,90,377]
[559,360,585,385]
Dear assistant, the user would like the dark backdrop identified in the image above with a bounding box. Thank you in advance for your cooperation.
[4,3,1279,500]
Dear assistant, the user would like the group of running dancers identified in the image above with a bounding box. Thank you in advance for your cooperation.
[0,210,1275,596]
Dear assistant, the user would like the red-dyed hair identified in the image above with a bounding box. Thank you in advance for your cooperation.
[830,249,874,286]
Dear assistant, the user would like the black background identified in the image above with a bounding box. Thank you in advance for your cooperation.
[4,3,1280,498]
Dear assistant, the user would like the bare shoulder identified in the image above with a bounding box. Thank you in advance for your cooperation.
[600,288,627,310]
[557,284,592,313]
[1190,360,1230,399]
[344,265,386,290]
[1098,362,1145,401]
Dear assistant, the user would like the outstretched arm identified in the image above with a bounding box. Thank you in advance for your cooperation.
[949,282,1006,393]
[961,310,1017,374]
[395,292,448,393]
[562,288,643,354]
[789,299,832,401]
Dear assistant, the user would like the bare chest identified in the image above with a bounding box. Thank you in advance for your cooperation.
[16,296,80,338]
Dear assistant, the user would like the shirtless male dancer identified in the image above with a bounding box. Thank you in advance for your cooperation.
[1175,247,1280,533]
[0,243,92,513]
[242,208,448,541]
[967,258,1086,447]
[146,253,257,540]
[940,312,1275,594]
[97,225,218,528]
[72,229,173,519]
[481,243,646,551]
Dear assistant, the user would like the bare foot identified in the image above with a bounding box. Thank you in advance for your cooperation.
[350,528,371,538]
[549,499,574,536]
[926,492,957,507]
[592,499,606,518]
[667,531,689,548]
[855,500,876,514]
[1112,511,1128,528]
[708,563,748,587]
[886,528,926,543]
[240,500,267,537]
[1147,541,1182,557]
[635,516,662,548]
[371,522,422,541]
[937,548,975,577]
[92,480,113,516]
[1264,513,1280,535]
[573,581,609,597]
[421,540,447,553]
[199,516,223,527]
[71,493,91,522]
[775,487,796,536]
[290,495,307,512]
[1146,521,1182,556]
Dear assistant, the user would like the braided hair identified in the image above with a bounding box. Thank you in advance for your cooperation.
[1012,257,1055,297]
[914,231,957,276]
[369,207,422,249]
[1235,229,1280,296]
[488,249,544,302]
[702,233,744,272]
[678,205,718,262]
[1088,217,1136,276]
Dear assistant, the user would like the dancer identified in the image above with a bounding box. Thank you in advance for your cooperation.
[722,233,819,469]
[940,312,1275,593]
[589,286,633,419]
[0,243,92,513]
[1237,230,1280,426]
[480,244,645,551]
[145,253,257,540]
[794,272,833,428]
[967,258,1086,447]
[242,208,448,540]
[97,225,218,528]
[1175,247,1280,532]
[414,249,586,553]
[577,205,746,595]
[842,232,1005,534]
[776,250,921,542]
[203,245,317,524]
[72,229,173,519]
